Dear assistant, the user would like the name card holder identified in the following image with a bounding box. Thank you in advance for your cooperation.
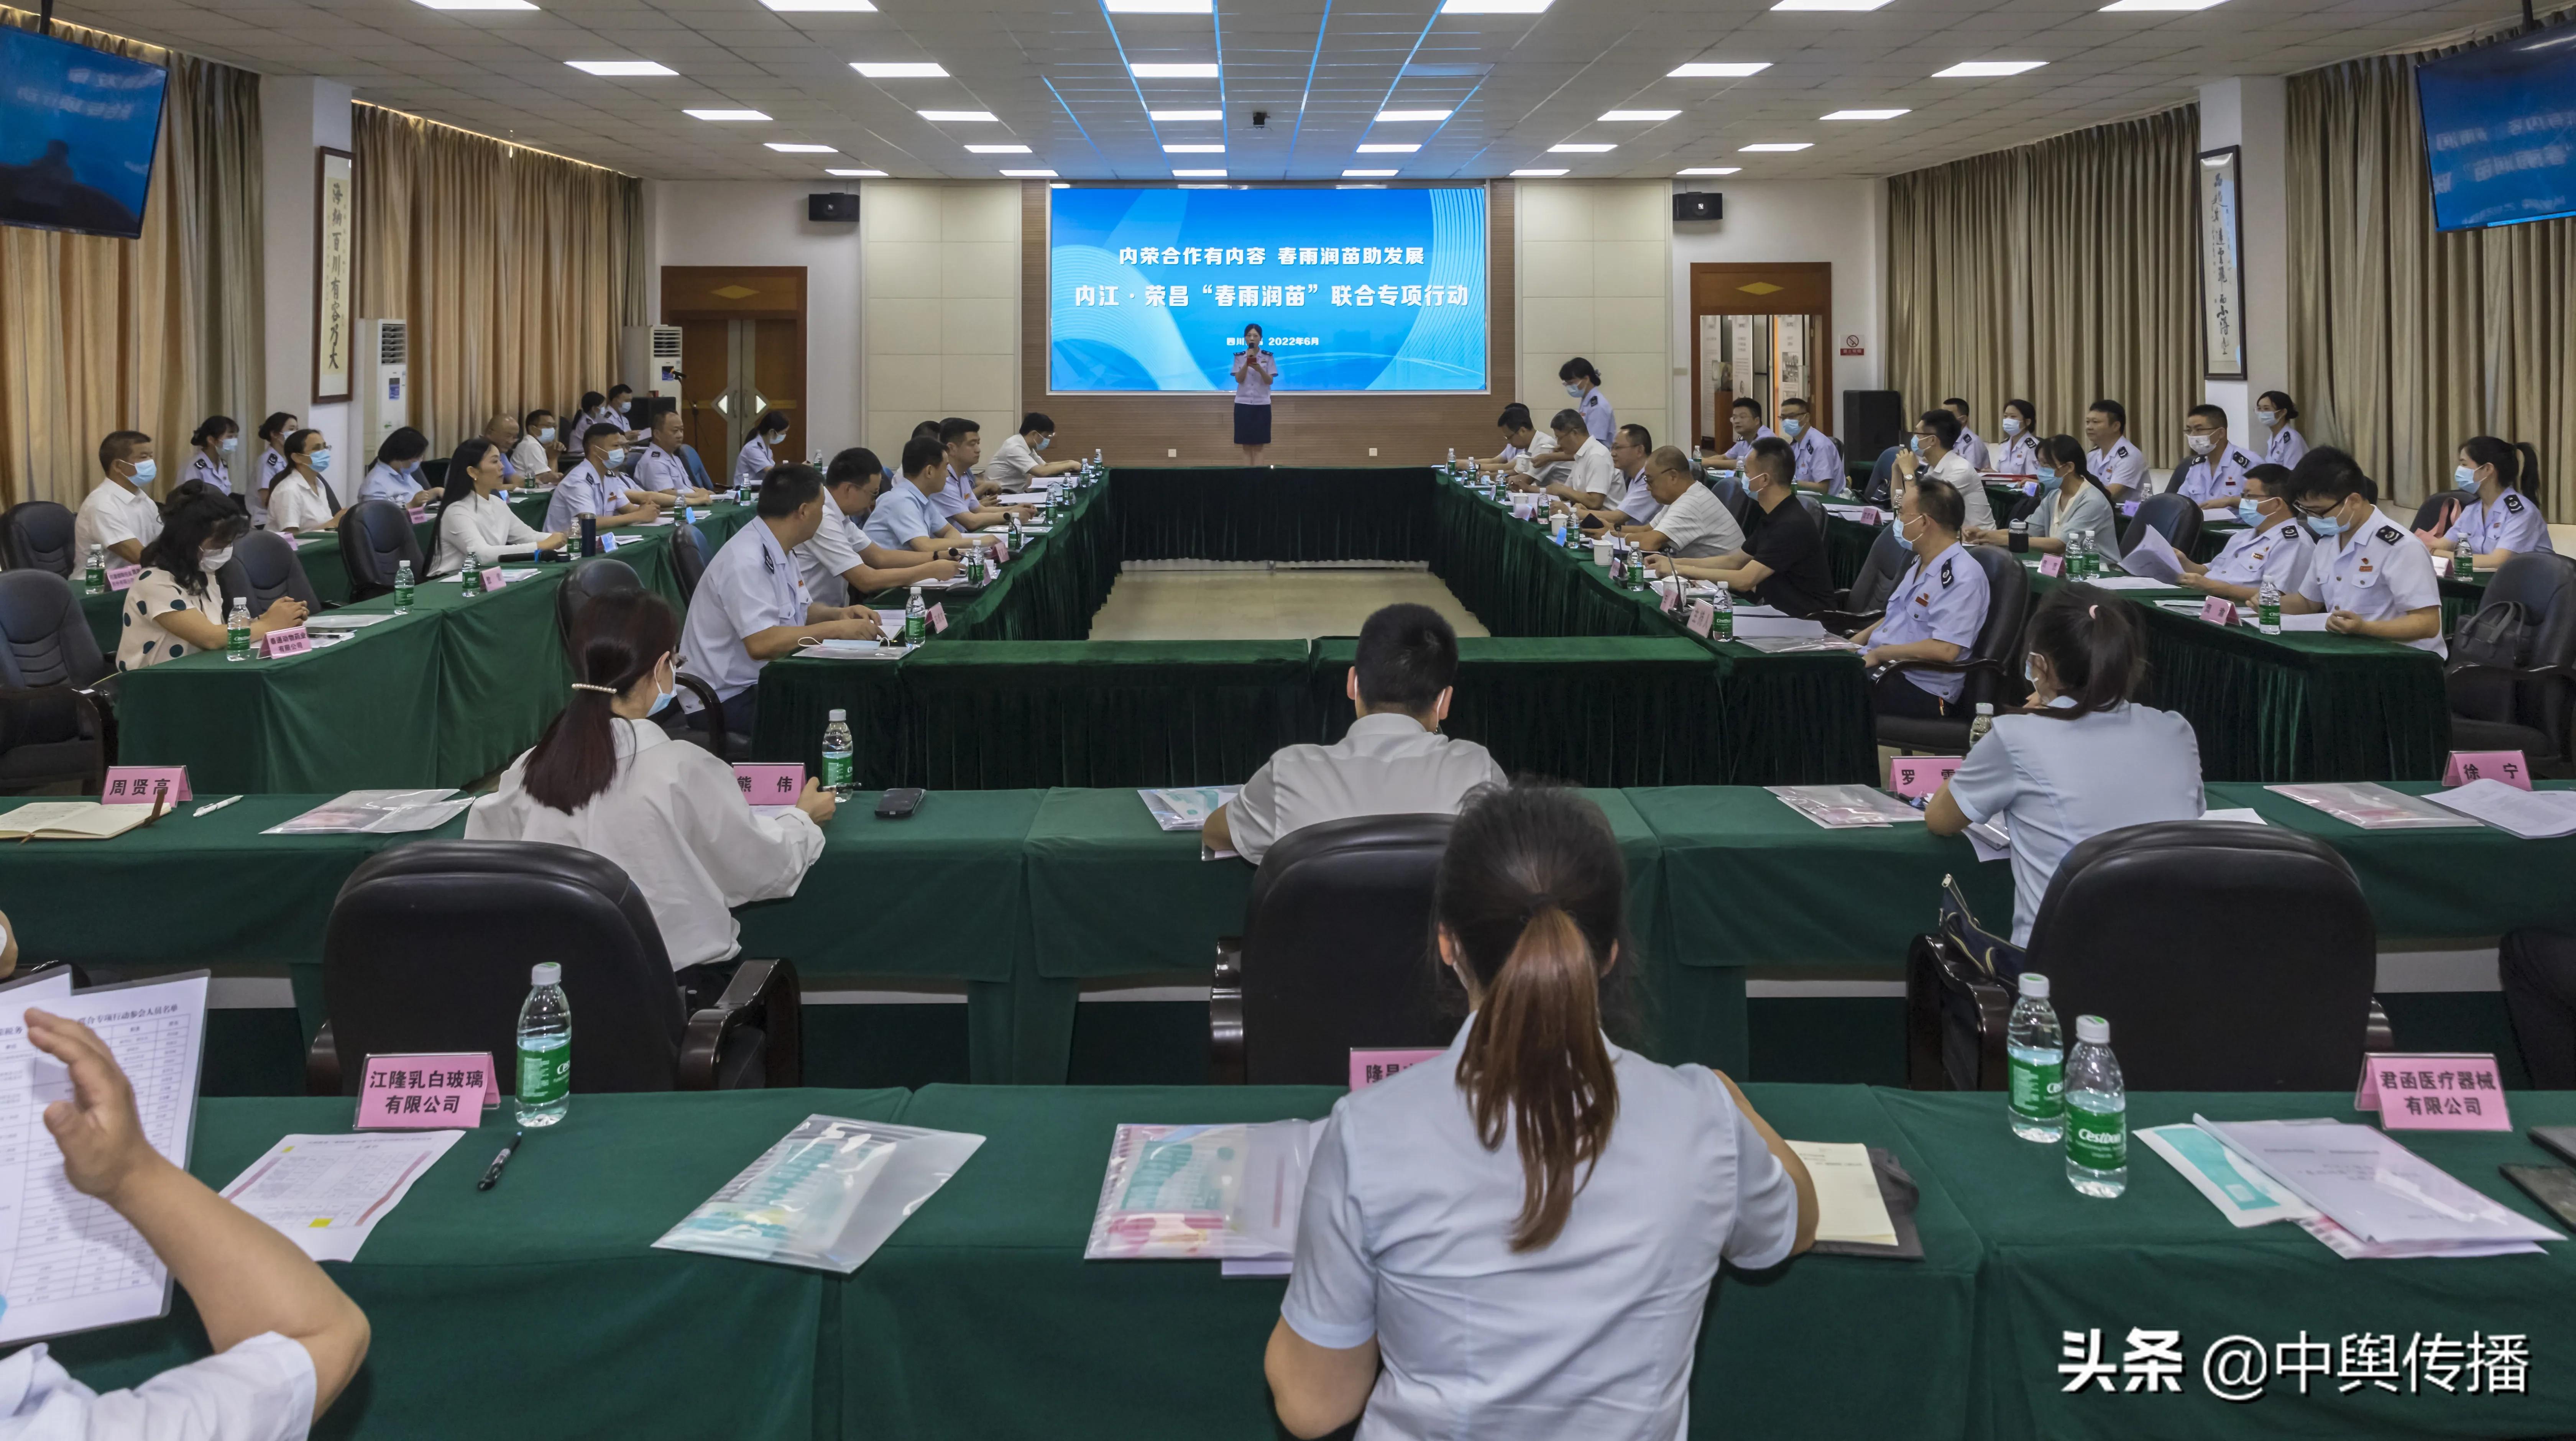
[480,567,510,593]
[1888,755,1963,799]
[1686,601,1715,638]
[2037,554,2065,578]
[2443,750,2531,789]
[732,763,805,808]
[105,564,140,592]
[1349,1049,1445,1091]
[2354,1052,2510,1131]
[407,507,429,525]
[2198,595,2239,626]
[101,766,191,805]
[258,626,311,658]
[357,1052,499,1129]
[929,603,949,634]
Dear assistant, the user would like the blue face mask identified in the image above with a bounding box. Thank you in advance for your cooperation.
[1035,436,1051,452]
[648,681,675,716]
[1781,418,1803,439]
[310,450,332,473]
[604,448,627,471]
[1564,383,1582,398]
[2304,511,2343,538]
[2236,497,2263,528]
[1908,435,1925,457]
[2455,465,2479,490]
[2001,417,2021,437]
[127,457,156,486]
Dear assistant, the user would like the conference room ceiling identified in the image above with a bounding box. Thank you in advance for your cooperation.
[58,0,2514,183]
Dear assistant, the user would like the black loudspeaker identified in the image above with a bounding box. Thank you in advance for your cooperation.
[1843,389,1905,462]
[808,192,859,223]
[1673,191,1722,222]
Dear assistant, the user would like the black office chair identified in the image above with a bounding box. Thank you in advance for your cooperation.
[2446,551,2576,775]
[215,530,320,618]
[1873,545,2030,754]
[0,570,117,793]
[308,840,799,1095]
[669,521,708,606]
[1865,445,1901,507]
[1814,525,1912,636]
[1795,492,1828,533]
[554,556,644,665]
[2413,493,2468,537]
[2121,492,2201,560]
[1708,474,1751,527]
[1210,814,1465,1085]
[336,500,425,602]
[0,502,77,576]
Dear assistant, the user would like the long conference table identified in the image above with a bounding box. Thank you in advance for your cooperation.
[42,1083,2576,1440]
[10,780,2573,1086]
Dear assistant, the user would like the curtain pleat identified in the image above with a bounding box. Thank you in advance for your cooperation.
[0,7,261,509]
[352,105,643,456]
[2285,20,2574,515]
[1888,107,2198,468]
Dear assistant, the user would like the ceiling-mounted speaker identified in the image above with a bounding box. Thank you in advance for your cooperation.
[808,192,859,223]
[1673,191,1722,222]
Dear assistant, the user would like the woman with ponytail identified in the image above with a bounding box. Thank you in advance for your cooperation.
[466,591,835,1001]
[2424,437,2551,570]
[1266,784,1816,1441]
[1926,584,2203,945]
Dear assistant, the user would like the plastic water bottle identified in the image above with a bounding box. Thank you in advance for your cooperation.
[2067,530,2089,579]
[1967,702,1996,747]
[82,545,105,596]
[225,597,251,662]
[460,550,482,596]
[392,559,414,613]
[2256,579,2282,635]
[1008,510,1024,548]
[821,708,855,798]
[1447,446,1456,469]
[904,585,928,647]
[2005,973,2065,1142]
[1713,583,1735,640]
[2453,546,2474,580]
[515,962,571,1128]
[2063,1014,2127,1197]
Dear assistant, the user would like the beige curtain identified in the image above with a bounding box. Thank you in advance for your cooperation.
[2287,20,2574,515]
[1888,106,2198,469]
[353,105,644,455]
[0,8,263,509]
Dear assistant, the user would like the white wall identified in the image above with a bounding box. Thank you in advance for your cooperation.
[258,77,352,461]
[2200,78,2290,433]
[856,181,1021,461]
[1515,181,1672,449]
[1665,179,1886,445]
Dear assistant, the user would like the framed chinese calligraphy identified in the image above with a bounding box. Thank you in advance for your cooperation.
[314,146,355,403]
[2196,145,2246,381]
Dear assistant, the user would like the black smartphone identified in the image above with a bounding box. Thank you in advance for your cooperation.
[2499,1164,2576,1232]
[875,787,926,819]
[2529,1125,2576,1168]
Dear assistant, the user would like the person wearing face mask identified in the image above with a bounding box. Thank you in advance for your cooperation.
[1991,399,2042,478]
[512,409,562,484]
[2174,463,2313,603]
[2254,391,2307,470]
[1889,409,1997,533]
[732,410,791,492]
[467,589,833,1005]
[681,462,885,737]
[433,439,565,573]
[605,384,649,441]
[76,431,165,565]
[251,412,297,527]
[2279,448,2445,655]
[2082,399,2148,503]
[984,412,1083,490]
[1967,435,2111,556]
[1774,396,1844,494]
[265,429,350,535]
[1924,584,2202,947]
[1940,397,1990,472]
[797,448,963,607]
[1852,477,1992,719]
[546,423,658,537]
[1596,424,1663,527]
[2163,404,2259,505]
[1558,358,1615,446]
[360,428,441,509]
[628,409,716,508]
[1649,438,1835,617]
[184,415,240,496]
[2423,436,2551,570]
[117,484,307,671]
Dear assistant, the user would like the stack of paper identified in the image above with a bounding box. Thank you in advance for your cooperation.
[798,638,894,660]
[306,612,397,632]
[220,1131,465,1262]
[1139,787,1237,832]
[2188,1116,2561,1259]
[2423,779,2576,839]
[1767,784,1925,829]
[264,789,472,835]
[2267,783,2483,830]
[1787,1141,1899,1246]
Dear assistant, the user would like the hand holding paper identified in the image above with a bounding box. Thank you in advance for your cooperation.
[2119,522,2187,584]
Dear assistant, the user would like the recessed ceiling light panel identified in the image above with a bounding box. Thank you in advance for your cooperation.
[685,108,770,121]
[566,59,674,75]
[1343,168,1398,177]
[825,167,887,176]
[2102,0,2225,9]
[1129,62,1222,78]
[1442,0,1551,11]
[1152,109,1224,120]
[1738,142,1812,151]
[766,142,838,152]
[1375,109,1452,121]
[852,62,947,77]
[919,109,999,121]
[965,144,1032,153]
[1171,169,1227,177]
[1163,143,1225,153]
[1549,143,1615,153]
[1771,0,1893,10]
[1510,167,1568,176]
[1356,143,1421,153]
[1001,169,1057,177]
[1108,0,1212,10]
[1823,108,1908,119]
[1668,62,1769,76]
[1934,59,2047,75]
[1676,166,1741,175]
[1598,109,1678,121]
[764,0,874,10]
[413,0,537,10]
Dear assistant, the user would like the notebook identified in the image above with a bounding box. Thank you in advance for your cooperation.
[0,802,154,842]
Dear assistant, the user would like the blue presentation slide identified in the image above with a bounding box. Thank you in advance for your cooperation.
[2416,36,2576,231]
[0,29,168,229]
[1049,186,1488,393]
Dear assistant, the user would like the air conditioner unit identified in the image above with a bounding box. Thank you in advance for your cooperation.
[354,319,409,453]
[622,324,684,397]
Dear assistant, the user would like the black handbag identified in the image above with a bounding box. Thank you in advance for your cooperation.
[1938,871,2024,986]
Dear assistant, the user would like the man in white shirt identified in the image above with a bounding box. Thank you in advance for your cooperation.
[1474,404,1538,476]
[1889,408,1996,533]
[628,411,713,506]
[0,1004,368,1440]
[74,431,164,566]
[1532,410,1617,511]
[1204,604,1506,865]
[1621,446,1745,560]
[2279,448,2445,657]
[1942,397,1991,471]
[2084,398,2149,502]
[1594,424,1661,526]
[509,409,561,486]
[679,463,884,736]
[2176,464,2312,604]
[982,412,1082,491]
[798,448,963,606]
[2165,404,2260,505]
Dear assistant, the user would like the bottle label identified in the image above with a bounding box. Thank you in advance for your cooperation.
[2065,1100,2126,1170]
[518,1037,570,1106]
[822,751,853,789]
[2008,1052,2065,1120]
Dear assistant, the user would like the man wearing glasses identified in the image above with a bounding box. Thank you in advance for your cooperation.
[2279,449,2445,656]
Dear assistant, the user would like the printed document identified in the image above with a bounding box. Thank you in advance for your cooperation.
[220,1131,465,1262]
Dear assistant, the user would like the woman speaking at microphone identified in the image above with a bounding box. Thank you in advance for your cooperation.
[1232,322,1277,467]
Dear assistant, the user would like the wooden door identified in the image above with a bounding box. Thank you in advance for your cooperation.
[661,266,808,474]
[1689,262,1834,444]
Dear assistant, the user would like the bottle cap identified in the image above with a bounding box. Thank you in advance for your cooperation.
[2076,1014,2110,1044]
[828,708,846,721]
[1976,702,1995,715]
[2018,972,2049,999]
[532,962,562,986]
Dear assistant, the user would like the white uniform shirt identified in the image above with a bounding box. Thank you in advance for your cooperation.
[360,461,423,507]
[1513,433,1567,488]
[115,568,223,672]
[508,435,552,482]
[1920,451,1997,534]
[0,1333,315,1441]
[1720,425,1777,461]
[1875,542,1992,703]
[1953,427,1991,471]
[2202,514,2313,594]
[433,491,550,573]
[1993,431,2044,478]
[2445,491,2553,558]
[184,452,231,496]
[795,486,868,608]
[1787,426,1845,491]
[631,443,690,494]
[1561,437,1617,505]
[544,461,626,535]
[2296,520,2447,657]
[731,435,776,491]
[2264,425,2308,470]
[1947,699,2205,945]
[265,473,338,534]
[73,479,162,561]
[2173,443,2260,504]
[1651,483,1746,560]
[467,719,825,970]
[2087,438,2147,497]
[1281,1024,1798,1441]
[1226,712,1506,865]
[680,520,811,702]
[984,434,1046,489]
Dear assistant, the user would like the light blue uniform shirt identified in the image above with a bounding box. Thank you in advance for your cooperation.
[1577,388,1615,445]
[2264,425,2309,469]
[360,460,422,506]
[1953,428,1991,471]
[1722,425,1776,461]
[632,443,689,493]
[731,435,777,491]
[2445,491,2553,557]
[678,521,809,704]
[1993,432,2044,478]
[2174,443,2260,504]
[863,476,949,551]
[1613,466,1660,524]
[2203,514,2313,593]
[543,461,621,534]
[183,452,230,496]
[1948,699,2205,945]
[1786,426,1845,492]
[936,467,978,522]
[1281,1021,1798,1441]
[1874,543,1991,703]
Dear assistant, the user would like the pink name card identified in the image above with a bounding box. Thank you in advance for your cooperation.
[356,1052,498,1128]
[2443,750,2531,789]
[2198,595,2238,626]
[929,602,949,634]
[1350,1048,1445,1091]
[2037,554,2065,578]
[2354,1053,2510,1130]
[480,566,510,593]
[1889,755,1963,798]
[1855,507,1881,525]
[1686,600,1715,637]
[407,507,429,524]
[257,626,310,658]
[733,763,805,807]
[105,564,140,592]
[2118,501,2141,517]
[101,766,191,805]
[1659,581,1682,615]
[994,538,1011,563]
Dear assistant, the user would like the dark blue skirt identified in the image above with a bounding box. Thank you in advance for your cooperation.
[1233,402,1272,445]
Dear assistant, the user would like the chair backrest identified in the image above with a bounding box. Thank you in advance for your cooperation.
[2025,820,2375,1089]
[2453,551,2576,737]
[1238,813,1464,1084]
[0,502,77,576]
[1958,545,2031,711]
[555,556,644,665]
[336,500,424,601]
[2412,493,2464,535]
[669,523,708,606]
[0,570,109,689]
[216,530,318,617]
[1795,492,1827,533]
[1707,474,1750,525]
[1866,445,1900,506]
[1847,525,1912,614]
[323,840,687,1094]
[2123,492,2201,558]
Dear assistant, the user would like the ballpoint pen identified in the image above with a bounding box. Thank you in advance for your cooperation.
[478,1130,525,1191]
[192,795,242,818]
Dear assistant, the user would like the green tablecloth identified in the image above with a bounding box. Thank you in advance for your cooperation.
[1112,466,1434,563]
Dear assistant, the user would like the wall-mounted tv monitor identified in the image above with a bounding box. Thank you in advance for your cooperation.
[0,26,170,240]
[2415,26,2576,232]
[1049,185,1489,393]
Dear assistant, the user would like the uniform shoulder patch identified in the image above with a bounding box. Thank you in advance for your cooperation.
[1939,556,1955,587]
[2114,443,2132,458]
[2376,525,2404,545]
[2504,492,2525,513]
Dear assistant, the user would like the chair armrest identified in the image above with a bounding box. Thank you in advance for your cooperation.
[1808,609,1882,638]
[680,958,801,1089]
[670,671,733,760]
[1210,937,1245,1085]
[1878,655,2005,680]
[306,1021,343,1097]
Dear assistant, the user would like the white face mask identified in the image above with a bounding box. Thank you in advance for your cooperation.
[2255,410,2280,428]
[2186,433,2216,456]
[200,545,233,570]
[1564,383,1582,398]
[537,427,557,443]
[2000,417,2021,437]
[219,435,239,455]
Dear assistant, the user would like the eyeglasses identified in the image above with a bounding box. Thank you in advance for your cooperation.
[2290,499,2340,518]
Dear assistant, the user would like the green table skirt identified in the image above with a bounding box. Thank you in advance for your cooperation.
[1112,466,1435,563]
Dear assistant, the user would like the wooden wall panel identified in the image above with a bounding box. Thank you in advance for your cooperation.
[1017,182,1516,466]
